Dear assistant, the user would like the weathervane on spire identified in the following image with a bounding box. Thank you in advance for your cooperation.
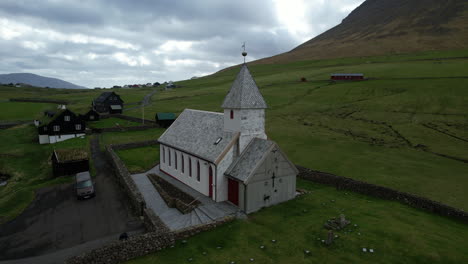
[242,42,247,64]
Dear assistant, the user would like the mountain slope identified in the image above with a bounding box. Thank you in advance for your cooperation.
[0,73,86,89]
[255,0,468,64]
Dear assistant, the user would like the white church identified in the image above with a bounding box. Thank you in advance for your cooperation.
[158,62,298,214]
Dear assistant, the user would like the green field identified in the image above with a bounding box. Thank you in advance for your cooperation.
[0,85,156,117]
[0,102,56,121]
[89,117,143,129]
[127,179,468,264]
[0,125,91,223]
[100,128,165,147]
[124,50,468,210]
[116,145,160,173]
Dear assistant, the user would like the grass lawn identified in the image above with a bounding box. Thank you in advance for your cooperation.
[100,128,165,148]
[115,145,160,173]
[0,125,92,224]
[0,102,56,121]
[89,117,143,129]
[124,51,468,210]
[127,179,468,264]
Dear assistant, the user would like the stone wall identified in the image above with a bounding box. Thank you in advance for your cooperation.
[9,98,69,104]
[173,215,235,240]
[105,145,168,232]
[147,173,200,214]
[296,165,468,223]
[101,113,158,125]
[66,232,175,264]
[111,140,159,150]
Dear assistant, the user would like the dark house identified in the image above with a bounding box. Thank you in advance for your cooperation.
[92,92,124,114]
[155,112,176,128]
[52,149,89,177]
[80,109,100,121]
[331,73,364,81]
[38,109,86,144]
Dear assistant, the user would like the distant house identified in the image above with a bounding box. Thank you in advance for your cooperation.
[165,81,175,90]
[51,148,89,177]
[331,73,364,81]
[92,91,124,114]
[38,109,86,144]
[155,112,176,128]
[80,109,100,121]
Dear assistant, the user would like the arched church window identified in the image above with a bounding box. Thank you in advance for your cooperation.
[230,110,234,119]
[189,157,192,177]
[182,155,185,173]
[197,161,200,182]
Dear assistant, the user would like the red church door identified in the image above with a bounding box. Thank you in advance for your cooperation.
[228,178,239,206]
[209,167,213,199]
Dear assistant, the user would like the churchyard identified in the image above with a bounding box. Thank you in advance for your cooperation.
[0,49,466,262]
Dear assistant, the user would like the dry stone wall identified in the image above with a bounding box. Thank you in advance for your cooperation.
[66,232,175,264]
[296,165,468,223]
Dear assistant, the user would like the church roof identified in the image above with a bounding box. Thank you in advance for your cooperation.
[221,64,267,109]
[158,109,236,163]
[224,138,275,183]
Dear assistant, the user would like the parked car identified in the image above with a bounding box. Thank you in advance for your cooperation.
[75,171,95,199]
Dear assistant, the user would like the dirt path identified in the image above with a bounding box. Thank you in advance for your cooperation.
[0,136,142,262]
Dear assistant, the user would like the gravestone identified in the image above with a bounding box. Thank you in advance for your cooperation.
[325,230,334,246]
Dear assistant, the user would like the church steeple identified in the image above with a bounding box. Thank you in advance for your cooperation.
[222,49,267,153]
[221,64,268,109]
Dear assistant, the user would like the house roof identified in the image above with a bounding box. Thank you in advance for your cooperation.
[54,148,88,163]
[331,73,364,76]
[156,112,176,120]
[224,138,275,183]
[94,92,122,103]
[221,64,267,109]
[158,109,236,163]
[94,92,113,103]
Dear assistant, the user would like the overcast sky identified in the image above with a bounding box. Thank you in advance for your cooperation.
[0,0,364,88]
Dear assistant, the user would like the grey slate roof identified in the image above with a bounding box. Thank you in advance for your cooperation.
[158,109,235,162]
[221,64,267,109]
[331,73,364,76]
[224,138,275,183]
[94,92,113,103]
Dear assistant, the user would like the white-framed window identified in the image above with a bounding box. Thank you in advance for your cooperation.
[64,116,70,121]
[75,124,82,130]
[53,125,60,132]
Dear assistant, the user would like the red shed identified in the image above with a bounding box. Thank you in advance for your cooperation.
[331,73,364,81]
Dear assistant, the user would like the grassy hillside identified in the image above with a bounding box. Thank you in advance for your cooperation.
[256,0,468,64]
[126,50,468,210]
[128,180,468,264]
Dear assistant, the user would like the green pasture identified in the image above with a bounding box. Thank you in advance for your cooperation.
[0,102,56,121]
[89,117,143,129]
[116,145,160,173]
[100,128,165,147]
[127,180,468,264]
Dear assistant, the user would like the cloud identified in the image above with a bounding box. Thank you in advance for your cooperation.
[0,0,364,88]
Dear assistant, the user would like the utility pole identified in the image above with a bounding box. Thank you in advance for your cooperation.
[142,101,145,125]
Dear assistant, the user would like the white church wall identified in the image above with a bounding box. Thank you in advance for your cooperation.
[223,109,240,132]
[239,109,266,153]
[159,145,212,197]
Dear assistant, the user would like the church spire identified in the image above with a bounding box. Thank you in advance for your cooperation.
[221,62,267,109]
